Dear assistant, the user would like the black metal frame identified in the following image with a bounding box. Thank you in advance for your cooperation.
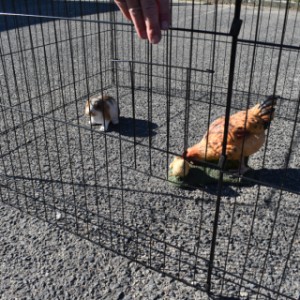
[0,0,299,299]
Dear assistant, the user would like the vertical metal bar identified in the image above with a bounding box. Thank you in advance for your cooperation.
[149,235,153,267]
[220,193,239,295]
[0,55,21,208]
[193,1,218,285]
[24,0,59,223]
[111,60,127,252]
[0,46,24,210]
[271,0,290,97]
[129,61,137,169]
[178,247,182,279]
[1,4,41,214]
[78,0,94,240]
[183,0,195,155]
[163,242,167,272]
[51,4,80,234]
[237,0,280,294]
[109,0,117,85]
[206,0,243,293]
[274,95,300,299]
[235,0,265,294]
[92,0,110,246]
[147,44,153,175]
[184,66,192,153]
[165,24,172,178]
[252,3,291,295]
[36,0,68,223]
[94,2,114,249]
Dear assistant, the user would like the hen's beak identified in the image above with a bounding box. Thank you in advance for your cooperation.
[182,150,196,165]
[182,150,193,164]
[182,150,188,159]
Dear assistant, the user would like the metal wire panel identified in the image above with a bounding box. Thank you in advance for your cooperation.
[0,0,299,299]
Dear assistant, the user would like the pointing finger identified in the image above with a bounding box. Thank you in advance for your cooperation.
[117,0,147,39]
[140,0,161,44]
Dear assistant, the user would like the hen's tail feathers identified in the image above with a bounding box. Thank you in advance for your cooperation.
[257,95,279,129]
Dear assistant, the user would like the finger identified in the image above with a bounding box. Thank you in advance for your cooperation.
[125,0,148,39]
[140,0,161,44]
[114,0,131,21]
[158,0,170,30]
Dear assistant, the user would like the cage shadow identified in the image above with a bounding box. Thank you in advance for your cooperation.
[247,168,300,194]
[184,167,300,197]
[111,116,158,138]
[0,0,118,31]
[209,296,242,300]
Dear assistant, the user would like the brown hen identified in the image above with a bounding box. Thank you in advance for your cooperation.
[183,95,278,174]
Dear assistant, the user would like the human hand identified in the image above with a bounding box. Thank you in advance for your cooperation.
[114,0,170,44]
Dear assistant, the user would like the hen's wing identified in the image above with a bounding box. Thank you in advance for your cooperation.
[232,110,266,134]
[195,96,277,162]
[198,116,235,161]
[200,109,266,161]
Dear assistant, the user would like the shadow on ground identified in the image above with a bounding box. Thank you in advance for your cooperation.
[110,116,158,138]
[243,167,300,194]
[183,167,300,197]
[209,296,242,300]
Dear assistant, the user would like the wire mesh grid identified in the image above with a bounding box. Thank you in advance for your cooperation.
[0,0,299,299]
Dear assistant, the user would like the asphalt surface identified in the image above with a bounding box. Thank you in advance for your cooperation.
[0,1,299,299]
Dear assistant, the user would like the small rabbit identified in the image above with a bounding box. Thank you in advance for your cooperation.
[85,94,119,131]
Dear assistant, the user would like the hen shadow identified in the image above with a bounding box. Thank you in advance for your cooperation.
[203,167,300,197]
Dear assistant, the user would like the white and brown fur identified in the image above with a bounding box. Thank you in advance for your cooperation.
[85,94,119,131]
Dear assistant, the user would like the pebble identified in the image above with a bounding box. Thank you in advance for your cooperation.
[56,212,62,220]
[240,290,249,298]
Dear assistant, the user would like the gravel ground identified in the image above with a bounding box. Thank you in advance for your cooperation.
[0,203,213,300]
[0,1,300,300]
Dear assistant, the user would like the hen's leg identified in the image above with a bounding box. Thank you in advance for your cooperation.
[244,156,249,167]
[238,158,250,174]
[228,157,250,175]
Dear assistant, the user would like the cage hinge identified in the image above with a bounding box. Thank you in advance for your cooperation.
[218,155,227,170]
[229,18,243,37]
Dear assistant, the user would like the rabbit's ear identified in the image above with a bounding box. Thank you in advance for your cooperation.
[84,99,91,115]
